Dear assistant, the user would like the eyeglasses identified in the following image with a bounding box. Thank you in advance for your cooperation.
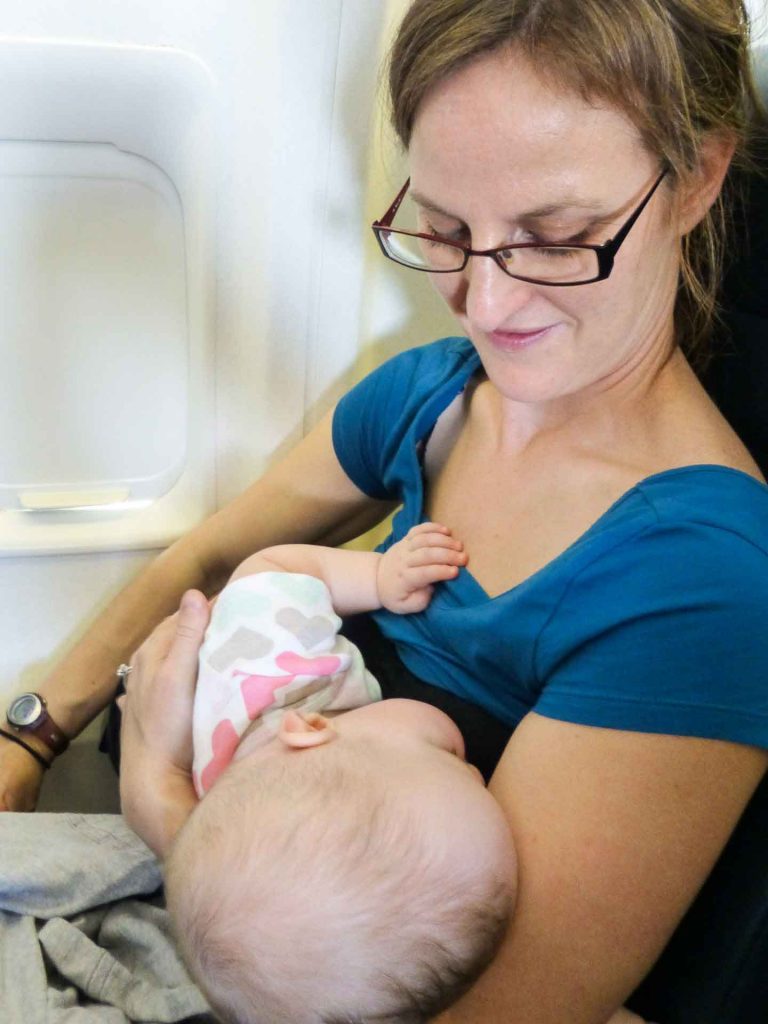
[372,168,669,287]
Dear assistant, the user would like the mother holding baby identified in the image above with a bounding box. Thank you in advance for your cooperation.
[2,2,768,1022]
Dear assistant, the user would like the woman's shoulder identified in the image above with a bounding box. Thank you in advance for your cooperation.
[533,464,768,625]
[359,336,479,395]
[333,335,479,453]
[331,337,479,500]
[633,464,768,553]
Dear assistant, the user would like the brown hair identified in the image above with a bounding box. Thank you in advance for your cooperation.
[387,0,765,369]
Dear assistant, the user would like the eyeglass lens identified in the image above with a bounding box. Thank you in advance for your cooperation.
[380,229,599,283]
[380,194,599,283]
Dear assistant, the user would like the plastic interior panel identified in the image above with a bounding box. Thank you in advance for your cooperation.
[0,38,216,555]
[0,141,188,510]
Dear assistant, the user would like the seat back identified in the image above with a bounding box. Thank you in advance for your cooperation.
[702,45,768,474]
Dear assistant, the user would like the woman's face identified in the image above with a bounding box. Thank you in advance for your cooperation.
[407,50,682,406]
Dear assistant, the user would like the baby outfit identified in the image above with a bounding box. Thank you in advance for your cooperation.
[192,572,381,796]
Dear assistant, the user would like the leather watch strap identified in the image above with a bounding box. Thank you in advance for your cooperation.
[32,710,70,756]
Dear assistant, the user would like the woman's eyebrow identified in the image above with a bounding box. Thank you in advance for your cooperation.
[409,191,460,217]
[409,189,606,221]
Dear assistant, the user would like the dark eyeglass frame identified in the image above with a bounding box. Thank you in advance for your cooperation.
[371,167,670,287]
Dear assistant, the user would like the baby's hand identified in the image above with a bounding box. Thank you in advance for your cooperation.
[377,523,467,614]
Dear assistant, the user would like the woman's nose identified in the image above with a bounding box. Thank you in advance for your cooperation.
[462,254,537,332]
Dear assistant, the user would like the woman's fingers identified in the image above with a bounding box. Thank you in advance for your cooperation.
[132,592,208,686]
[121,590,210,769]
[153,590,210,694]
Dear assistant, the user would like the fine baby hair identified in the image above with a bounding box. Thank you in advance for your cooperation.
[165,729,514,1024]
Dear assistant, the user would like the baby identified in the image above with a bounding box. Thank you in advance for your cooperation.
[164,524,517,1024]
[164,526,651,1024]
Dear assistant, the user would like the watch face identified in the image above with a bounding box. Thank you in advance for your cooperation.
[8,693,43,728]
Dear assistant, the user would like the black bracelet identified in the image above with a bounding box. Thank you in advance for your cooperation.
[0,728,51,771]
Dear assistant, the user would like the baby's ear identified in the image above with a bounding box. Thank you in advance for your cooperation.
[278,710,337,749]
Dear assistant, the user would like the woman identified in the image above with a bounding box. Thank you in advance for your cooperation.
[3,1,768,1021]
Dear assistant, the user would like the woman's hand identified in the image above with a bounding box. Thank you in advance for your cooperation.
[119,589,210,859]
[377,522,468,613]
[0,741,46,811]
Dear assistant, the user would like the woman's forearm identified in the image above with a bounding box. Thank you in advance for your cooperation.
[121,764,198,860]
[33,538,217,737]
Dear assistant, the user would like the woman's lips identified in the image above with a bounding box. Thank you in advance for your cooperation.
[488,325,555,350]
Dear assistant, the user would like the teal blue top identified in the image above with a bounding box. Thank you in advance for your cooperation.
[332,338,768,746]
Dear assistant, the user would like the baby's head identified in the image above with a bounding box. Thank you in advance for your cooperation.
[165,699,516,1024]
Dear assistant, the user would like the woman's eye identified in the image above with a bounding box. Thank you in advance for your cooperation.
[532,245,585,260]
[530,228,591,247]
[422,218,467,242]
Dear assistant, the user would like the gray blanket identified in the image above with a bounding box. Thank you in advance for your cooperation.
[0,813,212,1023]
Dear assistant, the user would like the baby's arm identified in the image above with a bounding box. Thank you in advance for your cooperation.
[228,523,467,616]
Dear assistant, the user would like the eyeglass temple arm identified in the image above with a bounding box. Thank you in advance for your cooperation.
[374,178,411,228]
[606,167,669,250]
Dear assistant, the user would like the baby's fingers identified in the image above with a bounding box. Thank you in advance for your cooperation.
[405,542,468,570]
[409,532,465,558]
[406,521,452,539]
[406,522,464,550]
[401,561,464,592]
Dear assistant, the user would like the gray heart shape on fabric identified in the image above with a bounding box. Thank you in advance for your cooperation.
[275,607,337,650]
[207,627,274,671]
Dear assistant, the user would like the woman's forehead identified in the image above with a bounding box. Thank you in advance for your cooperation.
[408,50,645,195]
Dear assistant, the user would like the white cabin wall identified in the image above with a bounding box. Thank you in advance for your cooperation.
[305,0,456,428]
[0,1,400,809]
[749,0,768,42]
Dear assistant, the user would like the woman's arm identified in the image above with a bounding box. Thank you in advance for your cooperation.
[435,713,767,1024]
[0,409,395,809]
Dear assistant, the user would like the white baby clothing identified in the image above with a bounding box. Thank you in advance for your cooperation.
[192,572,381,795]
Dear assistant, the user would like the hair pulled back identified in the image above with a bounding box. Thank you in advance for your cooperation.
[388,0,764,368]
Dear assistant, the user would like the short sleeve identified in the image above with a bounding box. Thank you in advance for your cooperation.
[332,352,412,499]
[533,520,768,748]
[332,338,478,500]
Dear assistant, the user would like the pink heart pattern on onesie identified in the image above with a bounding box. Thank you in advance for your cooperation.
[192,573,377,800]
[236,651,343,719]
[274,651,342,676]
[200,718,240,792]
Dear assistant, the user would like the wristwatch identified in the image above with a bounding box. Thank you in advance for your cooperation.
[5,693,70,758]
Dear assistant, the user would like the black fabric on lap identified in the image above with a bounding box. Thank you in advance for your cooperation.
[99,681,124,775]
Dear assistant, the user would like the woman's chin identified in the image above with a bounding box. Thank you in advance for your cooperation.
[470,328,584,405]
